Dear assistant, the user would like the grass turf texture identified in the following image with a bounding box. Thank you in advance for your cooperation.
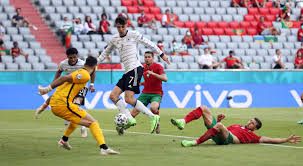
[1,108,303,166]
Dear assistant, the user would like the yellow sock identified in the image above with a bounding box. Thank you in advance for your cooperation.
[89,121,106,146]
[64,122,79,137]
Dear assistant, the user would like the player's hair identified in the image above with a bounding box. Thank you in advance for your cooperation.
[254,117,262,130]
[229,50,234,54]
[145,51,154,57]
[101,13,107,19]
[115,16,127,25]
[85,56,97,67]
[66,48,78,55]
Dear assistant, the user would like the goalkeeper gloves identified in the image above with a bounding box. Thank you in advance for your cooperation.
[38,85,53,95]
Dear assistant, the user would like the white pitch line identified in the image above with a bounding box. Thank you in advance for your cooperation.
[1,128,303,149]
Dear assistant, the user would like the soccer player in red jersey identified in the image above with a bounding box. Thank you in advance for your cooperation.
[171,105,301,147]
[128,51,167,134]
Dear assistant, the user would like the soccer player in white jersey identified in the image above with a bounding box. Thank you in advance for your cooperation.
[97,17,170,134]
[35,48,96,137]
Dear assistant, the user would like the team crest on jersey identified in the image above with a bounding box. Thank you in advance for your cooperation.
[76,73,82,80]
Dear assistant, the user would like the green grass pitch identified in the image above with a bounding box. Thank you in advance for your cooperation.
[1,108,303,166]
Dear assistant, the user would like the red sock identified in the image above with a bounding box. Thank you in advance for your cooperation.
[42,103,48,108]
[154,111,159,115]
[196,128,219,145]
[131,113,136,118]
[184,107,203,124]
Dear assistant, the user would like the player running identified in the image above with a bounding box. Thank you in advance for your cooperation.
[171,105,301,147]
[129,51,167,134]
[97,17,170,133]
[35,48,95,137]
[38,56,119,155]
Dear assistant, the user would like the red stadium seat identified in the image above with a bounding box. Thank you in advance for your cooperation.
[224,28,233,36]
[218,21,229,29]
[247,28,257,36]
[229,21,240,29]
[248,8,258,15]
[207,21,217,28]
[132,0,138,6]
[149,6,160,14]
[122,0,133,6]
[264,21,272,27]
[240,21,250,29]
[265,1,273,8]
[155,14,163,21]
[146,14,155,20]
[127,6,138,13]
[174,21,184,28]
[184,21,195,29]
[202,28,213,35]
[269,8,280,15]
[259,8,269,15]
[292,21,301,28]
[265,15,276,22]
[254,14,261,21]
[196,21,206,29]
[250,21,258,28]
[213,28,225,35]
[144,0,155,6]
[244,15,255,22]
[138,6,150,13]
[172,14,178,21]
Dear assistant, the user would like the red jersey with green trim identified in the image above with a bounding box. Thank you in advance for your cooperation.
[142,62,165,95]
[224,56,240,67]
[227,124,261,144]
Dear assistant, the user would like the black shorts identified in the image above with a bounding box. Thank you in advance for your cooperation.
[74,87,88,105]
[116,66,143,94]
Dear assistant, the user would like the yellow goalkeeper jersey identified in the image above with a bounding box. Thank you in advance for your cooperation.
[49,69,90,106]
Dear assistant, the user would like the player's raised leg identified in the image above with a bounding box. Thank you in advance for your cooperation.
[171,105,214,130]
[125,90,159,133]
[181,122,230,147]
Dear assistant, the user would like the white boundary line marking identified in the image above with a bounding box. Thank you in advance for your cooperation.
[1,128,303,149]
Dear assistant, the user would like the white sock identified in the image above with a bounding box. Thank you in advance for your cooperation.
[134,100,154,119]
[81,125,86,130]
[115,99,132,119]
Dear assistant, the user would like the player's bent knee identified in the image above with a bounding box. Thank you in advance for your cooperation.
[214,122,223,129]
[150,105,158,113]
[200,105,209,113]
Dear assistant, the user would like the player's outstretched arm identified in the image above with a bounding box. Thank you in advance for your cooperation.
[217,114,225,122]
[146,70,167,82]
[97,41,115,64]
[259,134,301,144]
[89,70,96,93]
[38,75,73,95]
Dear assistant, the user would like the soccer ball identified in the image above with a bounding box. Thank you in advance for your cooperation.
[114,113,129,127]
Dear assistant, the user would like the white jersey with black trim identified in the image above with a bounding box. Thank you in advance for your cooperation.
[58,58,85,75]
[97,30,163,73]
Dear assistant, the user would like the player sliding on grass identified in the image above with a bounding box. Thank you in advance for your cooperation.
[38,56,119,155]
[97,16,170,134]
[35,48,95,138]
[171,105,301,147]
[129,51,167,134]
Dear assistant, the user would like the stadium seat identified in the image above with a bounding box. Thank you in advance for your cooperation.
[213,28,225,36]
[45,62,58,69]
[220,35,231,42]
[248,8,258,15]
[253,56,264,63]
[265,15,276,22]
[216,8,226,15]
[19,63,32,70]
[127,6,138,13]
[233,15,244,22]
[211,15,222,22]
[184,21,195,29]
[207,21,217,29]
[1,56,13,63]
[229,21,240,29]
[244,15,255,22]
[227,8,237,15]
[245,49,256,56]
[224,28,233,36]
[218,21,229,29]
[240,22,250,29]
[205,8,215,15]
[171,56,183,63]
[183,7,194,15]
[144,0,155,7]
[209,35,219,42]
[183,56,194,63]
[231,36,242,42]
[257,49,268,56]
[227,42,238,49]
[247,29,258,36]
[166,63,177,69]
[260,62,271,69]
[189,63,199,69]
[222,15,233,22]
[198,1,208,8]
[174,21,184,28]
[150,6,161,14]
[192,7,203,15]
[259,8,269,15]
[216,42,227,49]
[0,63,4,71]
[6,63,18,70]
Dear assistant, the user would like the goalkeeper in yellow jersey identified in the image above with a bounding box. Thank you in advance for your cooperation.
[38,56,119,155]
